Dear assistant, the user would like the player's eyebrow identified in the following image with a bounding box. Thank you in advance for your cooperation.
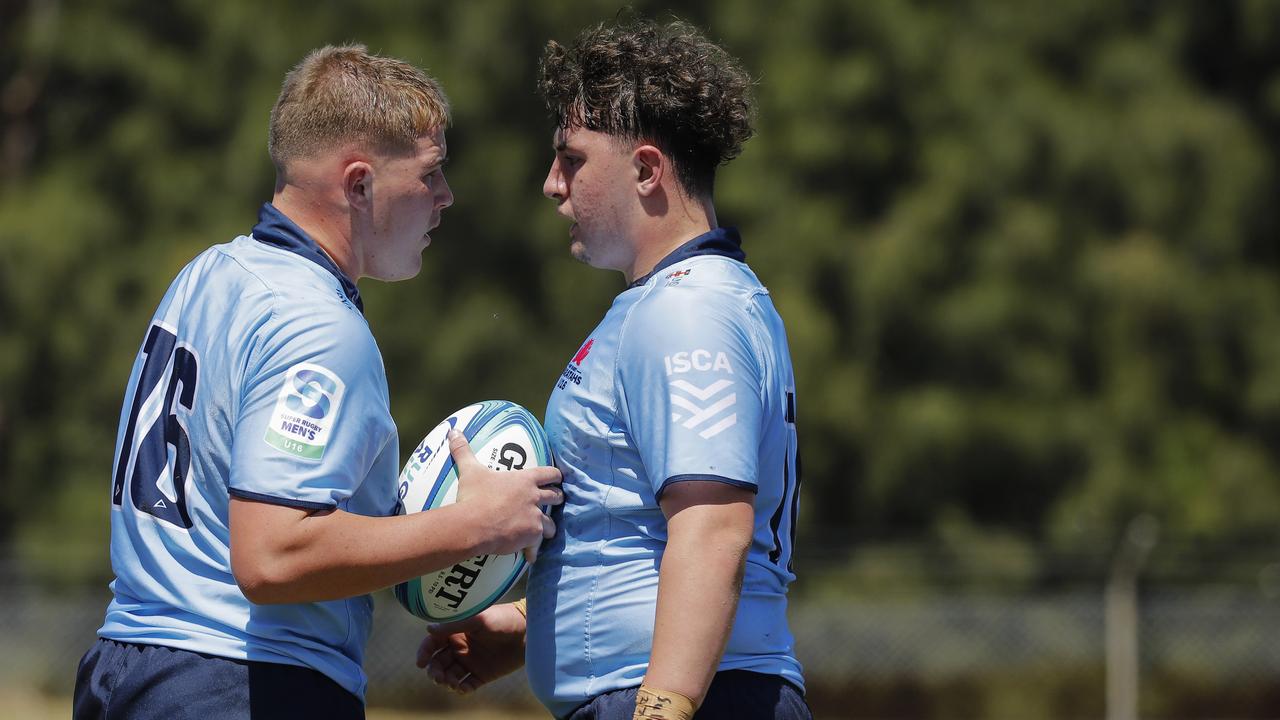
[554,139,567,153]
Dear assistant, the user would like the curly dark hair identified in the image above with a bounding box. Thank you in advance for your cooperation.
[538,18,756,197]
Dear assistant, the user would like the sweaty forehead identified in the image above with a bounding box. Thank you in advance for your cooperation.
[431,128,448,151]
[413,129,447,163]
[554,125,628,155]
[554,124,597,149]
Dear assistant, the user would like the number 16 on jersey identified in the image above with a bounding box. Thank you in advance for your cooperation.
[111,322,201,530]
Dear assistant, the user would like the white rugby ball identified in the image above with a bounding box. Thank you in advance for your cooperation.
[393,400,553,623]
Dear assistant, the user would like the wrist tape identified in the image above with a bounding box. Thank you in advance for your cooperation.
[633,685,696,720]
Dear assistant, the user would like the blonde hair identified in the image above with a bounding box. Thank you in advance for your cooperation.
[268,44,450,173]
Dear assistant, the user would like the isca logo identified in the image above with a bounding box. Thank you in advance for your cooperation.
[286,369,339,419]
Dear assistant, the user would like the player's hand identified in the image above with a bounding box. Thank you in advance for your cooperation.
[416,601,528,694]
[450,430,562,561]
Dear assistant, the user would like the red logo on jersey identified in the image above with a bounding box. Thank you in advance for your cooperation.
[572,339,594,366]
[664,269,692,286]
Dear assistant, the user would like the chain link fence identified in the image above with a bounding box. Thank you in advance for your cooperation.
[6,554,1280,718]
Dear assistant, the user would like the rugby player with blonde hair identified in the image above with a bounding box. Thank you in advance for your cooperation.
[73,45,561,720]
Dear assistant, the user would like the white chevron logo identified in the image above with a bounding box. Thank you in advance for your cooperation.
[669,379,737,438]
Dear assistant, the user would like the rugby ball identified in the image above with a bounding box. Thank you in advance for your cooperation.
[393,400,553,623]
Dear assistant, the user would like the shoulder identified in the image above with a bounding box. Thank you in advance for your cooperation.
[623,257,765,340]
[213,239,381,380]
[217,238,366,331]
[613,259,771,388]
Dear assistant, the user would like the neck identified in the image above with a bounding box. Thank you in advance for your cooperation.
[272,183,361,281]
[625,193,718,284]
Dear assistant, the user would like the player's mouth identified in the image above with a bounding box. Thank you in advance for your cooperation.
[423,219,441,245]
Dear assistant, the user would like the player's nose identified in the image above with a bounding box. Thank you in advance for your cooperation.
[542,158,566,202]
[435,173,454,210]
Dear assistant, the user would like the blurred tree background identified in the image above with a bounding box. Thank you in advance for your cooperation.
[3,0,1280,717]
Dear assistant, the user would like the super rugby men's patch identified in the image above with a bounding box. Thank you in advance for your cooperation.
[264,363,346,460]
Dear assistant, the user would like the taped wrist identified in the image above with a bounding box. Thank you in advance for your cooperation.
[512,598,528,618]
[633,685,696,720]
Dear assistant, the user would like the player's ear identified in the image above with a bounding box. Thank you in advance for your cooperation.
[633,145,664,198]
[343,161,374,210]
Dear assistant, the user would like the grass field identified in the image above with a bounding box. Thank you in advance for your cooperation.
[0,686,549,719]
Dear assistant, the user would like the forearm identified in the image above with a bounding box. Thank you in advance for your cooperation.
[644,503,751,706]
[231,499,489,604]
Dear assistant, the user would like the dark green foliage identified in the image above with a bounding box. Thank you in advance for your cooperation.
[2,0,1278,588]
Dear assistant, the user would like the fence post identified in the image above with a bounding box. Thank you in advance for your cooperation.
[1106,514,1159,720]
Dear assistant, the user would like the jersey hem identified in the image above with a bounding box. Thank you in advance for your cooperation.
[228,487,335,511]
[655,474,758,500]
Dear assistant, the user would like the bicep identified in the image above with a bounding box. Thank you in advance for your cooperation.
[228,496,316,580]
[659,480,754,541]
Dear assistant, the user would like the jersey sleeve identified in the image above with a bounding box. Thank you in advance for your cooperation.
[229,304,394,510]
[617,284,764,499]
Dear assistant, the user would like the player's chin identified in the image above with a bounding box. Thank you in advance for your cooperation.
[379,255,425,283]
[402,257,425,281]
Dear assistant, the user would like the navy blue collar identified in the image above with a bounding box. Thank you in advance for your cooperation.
[251,203,363,313]
[628,227,747,289]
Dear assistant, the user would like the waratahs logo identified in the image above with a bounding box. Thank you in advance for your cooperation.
[286,369,338,419]
[558,338,594,390]
[265,363,347,460]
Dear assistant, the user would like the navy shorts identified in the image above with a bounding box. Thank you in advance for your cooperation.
[567,670,811,720]
[73,638,364,720]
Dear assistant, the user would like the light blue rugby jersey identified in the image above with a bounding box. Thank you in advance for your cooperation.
[527,228,805,717]
[98,203,400,699]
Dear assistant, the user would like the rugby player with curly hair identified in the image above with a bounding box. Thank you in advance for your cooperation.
[421,18,810,720]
